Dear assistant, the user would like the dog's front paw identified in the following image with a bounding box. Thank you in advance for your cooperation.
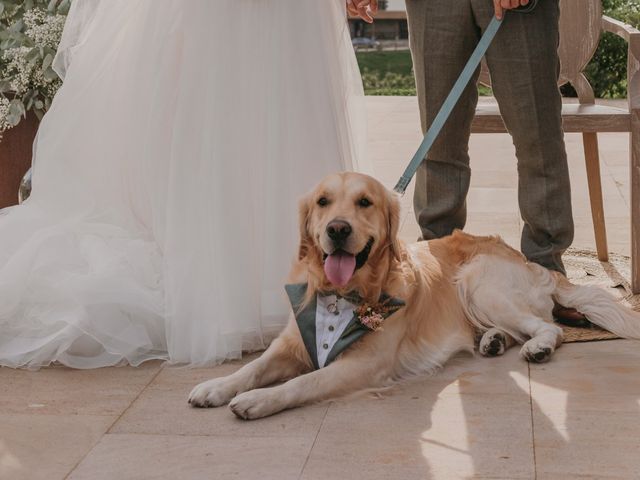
[479,328,507,357]
[520,339,554,363]
[188,377,239,408]
[229,388,284,420]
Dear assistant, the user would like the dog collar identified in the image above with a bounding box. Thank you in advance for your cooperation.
[285,283,405,369]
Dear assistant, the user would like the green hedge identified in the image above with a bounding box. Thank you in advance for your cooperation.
[357,50,416,96]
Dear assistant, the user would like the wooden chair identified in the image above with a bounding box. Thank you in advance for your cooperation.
[471,0,640,293]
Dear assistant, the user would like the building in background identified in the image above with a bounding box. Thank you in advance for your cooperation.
[349,0,408,41]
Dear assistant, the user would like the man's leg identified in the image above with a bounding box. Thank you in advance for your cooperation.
[406,0,479,240]
[474,0,574,273]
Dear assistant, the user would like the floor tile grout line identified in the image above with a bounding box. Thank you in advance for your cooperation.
[62,364,166,480]
[527,362,538,480]
[105,364,167,434]
[298,402,331,480]
[600,159,628,206]
[608,170,630,209]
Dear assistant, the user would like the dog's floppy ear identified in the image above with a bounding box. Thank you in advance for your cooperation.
[297,193,313,261]
[387,190,402,261]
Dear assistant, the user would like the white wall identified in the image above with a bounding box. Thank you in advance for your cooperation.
[386,0,406,11]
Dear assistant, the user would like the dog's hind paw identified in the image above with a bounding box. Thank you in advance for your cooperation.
[188,377,238,408]
[479,328,507,357]
[520,340,554,363]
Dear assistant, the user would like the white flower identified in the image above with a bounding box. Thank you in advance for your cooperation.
[24,10,66,49]
[0,97,12,137]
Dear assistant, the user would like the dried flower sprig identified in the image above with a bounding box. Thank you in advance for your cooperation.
[355,301,401,332]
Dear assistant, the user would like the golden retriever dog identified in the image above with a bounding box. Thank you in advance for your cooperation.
[188,172,640,419]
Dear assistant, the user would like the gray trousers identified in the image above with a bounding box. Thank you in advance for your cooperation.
[405,0,574,274]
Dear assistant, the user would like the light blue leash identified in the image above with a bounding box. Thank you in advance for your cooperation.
[393,15,503,195]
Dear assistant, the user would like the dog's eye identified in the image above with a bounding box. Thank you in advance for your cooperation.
[317,197,329,207]
[358,197,372,208]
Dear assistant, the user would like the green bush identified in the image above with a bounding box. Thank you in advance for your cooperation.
[361,69,415,96]
[0,0,70,137]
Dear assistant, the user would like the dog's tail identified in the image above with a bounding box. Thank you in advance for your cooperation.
[553,273,640,339]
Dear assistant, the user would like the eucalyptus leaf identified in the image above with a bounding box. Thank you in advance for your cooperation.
[0,79,11,92]
[8,18,22,33]
[9,98,26,116]
[6,112,21,126]
[43,66,58,81]
[25,47,40,62]
[57,0,70,15]
[42,52,53,71]
[25,89,40,102]
[23,90,39,111]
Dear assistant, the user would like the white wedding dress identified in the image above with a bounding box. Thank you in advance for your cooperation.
[0,0,368,368]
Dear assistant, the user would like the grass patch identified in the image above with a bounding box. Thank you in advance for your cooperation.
[356,50,492,96]
[356,50,414,77]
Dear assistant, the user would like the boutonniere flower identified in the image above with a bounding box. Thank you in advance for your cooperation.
[355,301,400,332]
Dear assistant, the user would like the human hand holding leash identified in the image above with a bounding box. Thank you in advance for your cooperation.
[347,0,378,24]
[494,0,530,19]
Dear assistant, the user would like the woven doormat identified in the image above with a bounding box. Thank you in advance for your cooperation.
[561,324,619,343]
[561,248,637,343]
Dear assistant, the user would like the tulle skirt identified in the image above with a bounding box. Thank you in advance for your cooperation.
[0,0,368,368]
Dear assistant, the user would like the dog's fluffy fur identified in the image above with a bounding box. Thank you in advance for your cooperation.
[189,172,640,419]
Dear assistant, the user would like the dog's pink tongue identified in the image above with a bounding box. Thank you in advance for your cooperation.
[324,251,356,287]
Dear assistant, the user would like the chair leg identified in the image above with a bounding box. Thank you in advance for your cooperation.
[630,111,640,294]
[582,132,608,262]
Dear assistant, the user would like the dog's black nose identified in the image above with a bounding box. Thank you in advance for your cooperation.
[326,220,352,244]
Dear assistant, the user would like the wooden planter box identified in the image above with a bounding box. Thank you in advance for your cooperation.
[0,112,40,209]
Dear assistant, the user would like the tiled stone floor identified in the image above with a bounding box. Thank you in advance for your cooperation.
[2,97,638,480]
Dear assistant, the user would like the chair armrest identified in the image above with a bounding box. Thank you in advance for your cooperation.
[602,15,640,41]
[602,15,640,110]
